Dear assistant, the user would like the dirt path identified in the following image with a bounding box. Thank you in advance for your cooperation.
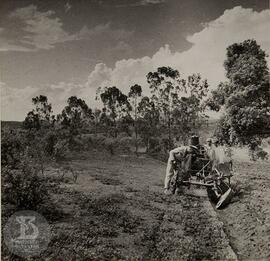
[43,152,237,261]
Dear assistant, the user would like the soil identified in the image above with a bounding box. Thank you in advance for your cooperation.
[2,151,270,260]
[216,159,270,261]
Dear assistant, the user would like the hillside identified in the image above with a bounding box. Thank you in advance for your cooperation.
[1,121,23,130]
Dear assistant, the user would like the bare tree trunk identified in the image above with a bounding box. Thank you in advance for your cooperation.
[113,109,117,138]
[95,118,97,137]
[168,110,172,150]
[135,97,138,156]
[147,138,150,153]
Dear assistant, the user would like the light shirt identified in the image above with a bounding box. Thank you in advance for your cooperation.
[169,146,190,162]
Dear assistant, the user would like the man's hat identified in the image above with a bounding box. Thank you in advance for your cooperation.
[190,135,199,146]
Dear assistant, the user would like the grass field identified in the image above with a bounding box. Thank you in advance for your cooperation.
[2,150,270,260]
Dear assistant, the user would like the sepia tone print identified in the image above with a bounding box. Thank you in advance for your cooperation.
[1,0,270,260]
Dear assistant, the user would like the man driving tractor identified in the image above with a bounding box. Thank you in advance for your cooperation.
[164,135,201,195]
[164,135,234,209]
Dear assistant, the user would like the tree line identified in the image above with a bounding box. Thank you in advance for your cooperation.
[22,39,270,155]
[23,67,209,153]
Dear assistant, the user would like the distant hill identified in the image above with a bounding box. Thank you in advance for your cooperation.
[1,121,23,130]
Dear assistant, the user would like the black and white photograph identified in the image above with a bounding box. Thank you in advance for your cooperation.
[1,0,270,260]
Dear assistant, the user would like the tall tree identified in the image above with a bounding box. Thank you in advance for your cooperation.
[137,96,160,152]
[207,39,270,147]
[128,84,142,154]
[147,67,185,148]
[100,86,131,137]
[60,96,93,138]
[23,95,53,130]
[93,109,102,136]
[172,74,209,144]
[32,95,52,121]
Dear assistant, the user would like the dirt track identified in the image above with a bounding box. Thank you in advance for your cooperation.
[41,152,238,261]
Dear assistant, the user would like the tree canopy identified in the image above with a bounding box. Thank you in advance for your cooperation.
[23,95,53,130]
[207,39,270,145]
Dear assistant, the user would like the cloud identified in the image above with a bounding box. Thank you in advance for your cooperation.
[1,82,38,120]
[77,23,133,41]
[64,2,72,13]
[1,81,84,121]
[43,82,87,113]
[139,0,166,5]
[5,5,77,50]
[111,0,166,8]
[1,5,132,52]
[178,6,270,87]
[0,28,31,52]
[2,6,270,120]
[85,6,270,95]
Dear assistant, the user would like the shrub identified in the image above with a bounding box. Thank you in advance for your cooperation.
[104,137,117,155]
[54,139,70,161]
[148,137,162,153]
[2,155,49,210]
[32,129,69,162]
[255,148,268,160]
[1,130,25,168]
[116,136,134,153]
[43,130,58,155]
[89,134,107,150]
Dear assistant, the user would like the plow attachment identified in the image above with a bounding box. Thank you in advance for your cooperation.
[216,188,234,209]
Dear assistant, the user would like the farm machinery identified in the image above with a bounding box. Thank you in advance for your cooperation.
[170,145,234,209]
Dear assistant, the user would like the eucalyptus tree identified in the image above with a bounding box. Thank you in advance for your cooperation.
[128,84,142,154]
[100,86,131,137]
[147,66,186,148]
[23,95,53,130]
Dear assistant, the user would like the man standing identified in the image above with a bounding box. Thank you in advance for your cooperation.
[205,138,214,160]
[164,135,200,195]
[211,138,232,171]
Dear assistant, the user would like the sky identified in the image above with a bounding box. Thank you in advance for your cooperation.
[1,0,270,121]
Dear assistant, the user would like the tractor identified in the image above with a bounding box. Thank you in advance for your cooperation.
[170,140,234,209]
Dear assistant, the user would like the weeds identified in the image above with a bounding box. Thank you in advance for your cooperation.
[79,193,141,233]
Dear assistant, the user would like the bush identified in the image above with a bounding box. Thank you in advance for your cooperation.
[88,134,107,150]
[2,155,49,210]
[104,137,117,155]
[148,137,162,153]
[54,139,70,161]
[1,130,25,168]
[116,136,134,153]
[33,129,69,161]
[255,148,268,160]
[43,130,58,155]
